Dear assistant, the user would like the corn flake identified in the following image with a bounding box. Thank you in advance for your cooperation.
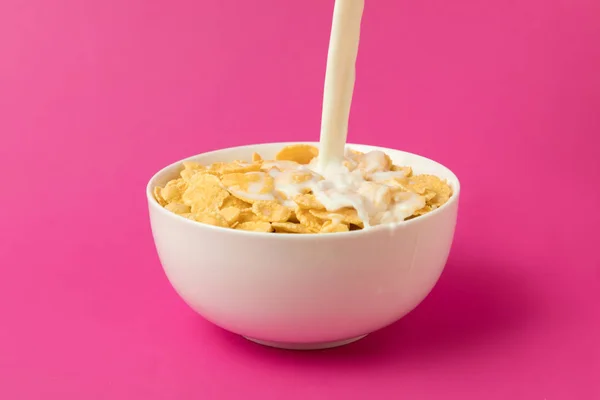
[210,161,261,175]
[288,210,300,223]
[182,174,229,213]
[153,186,167,206]
[252,201,292,223]
[295,209,324,232]
[320,221,350,233]
[408,175,452,206]
[221,196,252,210]
[238,208,260,223]
[384,154,393,171]
[271,222,312,234]
[221,172,275,203]
[165,202,191,214]
[161,179,187,203]
[411,205,434,217]
[236,221,273,232]
[275,144,319,165]
[310,208,364,227]
[192,211,229,228]
[293,194,325,210]
[220,206,241,225]
[391,165,413,177]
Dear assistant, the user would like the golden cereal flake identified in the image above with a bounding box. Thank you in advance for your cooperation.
[288,210,300,223]
[221,172,275,203]
[210,161,261,175]
[180,169,197,182]
[235,221,273,232]
[182,174,230,213]
[384,154,393,171]
[161,179,187,203]
[310,208,364,228]
[252,152,262,162]
[293,194,325,210]
[383,176,411,192]
[221,172,263,190]
[221,196,252,210]
[392,190,422,203]
[295,209,324,232]
[271,222,312,234]
[411,204,434,217]
[192,211,229,228]
[275,144,319,165]
[406,175,435,194]
[391,165,413,177]
[320,221,350,233]
[182,168,221,182]
[219,206,241,225]
[165,202,191,214]
[237,208,260,223]
[409,175,452,206]
[252,201,292,223]
[153,186,167,206]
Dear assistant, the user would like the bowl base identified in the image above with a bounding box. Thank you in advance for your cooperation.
[243,334,367,350]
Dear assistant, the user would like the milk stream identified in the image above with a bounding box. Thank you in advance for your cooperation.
[318,0,365,173]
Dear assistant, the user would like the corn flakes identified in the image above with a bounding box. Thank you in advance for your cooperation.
[391,165,413,177]
[182,174,229,213]
[153,144,453,234]
[293,194,325,210]
[237,208,261,223]
[309,208,364,228]
[271,222,312,234]
[221,196,252,210]
[252,201,292,223]
[154,186,167,206]
[295,209,324,232]
[192,211,229,228]
[210,161,262,175]
[220,206,241,225]
[221,171,275,203]
[275,144,319,165]
[321,221,350,233]
[165,202,191,214]
[236,221,273,232]
[409,174,452,207]
[161,179,187,203]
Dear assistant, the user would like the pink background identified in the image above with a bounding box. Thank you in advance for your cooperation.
[1,0,599,398]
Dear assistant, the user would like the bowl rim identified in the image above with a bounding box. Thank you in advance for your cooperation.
[146,142,461,240]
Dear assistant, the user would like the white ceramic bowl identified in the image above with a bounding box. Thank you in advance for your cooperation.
[147,142,460,350]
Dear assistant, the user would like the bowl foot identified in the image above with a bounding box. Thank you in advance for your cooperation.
[243,334,367,350]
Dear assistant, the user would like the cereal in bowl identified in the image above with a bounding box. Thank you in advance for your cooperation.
[153,145,453,233]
